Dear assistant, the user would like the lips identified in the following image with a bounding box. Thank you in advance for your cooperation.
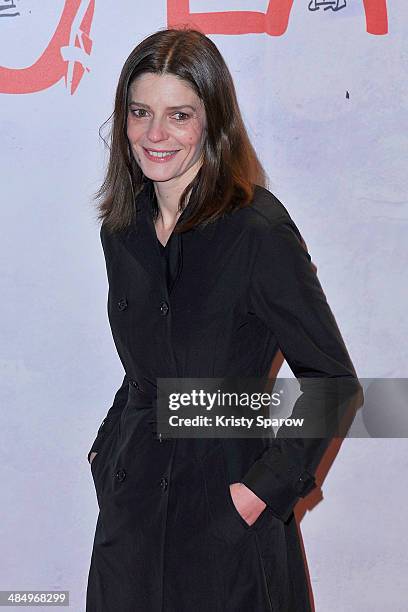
[142,147,180,163]
[144,148,179,153]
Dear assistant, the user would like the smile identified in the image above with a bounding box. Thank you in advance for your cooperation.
[143,148,180,162]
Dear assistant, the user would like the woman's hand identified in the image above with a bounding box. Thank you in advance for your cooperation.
[229,482,267,526]
[89,451,98,465]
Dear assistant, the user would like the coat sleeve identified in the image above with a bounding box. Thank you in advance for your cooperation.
[87,224,130,463]
[87,374,129,463]
[240,216,362,522]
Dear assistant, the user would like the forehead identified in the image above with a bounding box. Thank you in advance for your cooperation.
[128,73,201,104]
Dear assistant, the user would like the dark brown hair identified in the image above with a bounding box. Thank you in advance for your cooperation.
[93,27,268,234]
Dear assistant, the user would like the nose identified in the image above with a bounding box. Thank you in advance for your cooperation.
[146,117,168,142]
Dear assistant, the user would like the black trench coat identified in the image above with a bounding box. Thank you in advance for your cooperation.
[86,181,358,612]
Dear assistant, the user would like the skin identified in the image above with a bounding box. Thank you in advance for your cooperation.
[127,72,207,246]
[90,73,267,527]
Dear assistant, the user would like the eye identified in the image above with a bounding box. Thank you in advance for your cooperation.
[128,109,190,122]
[173,112,190,122]
[129,109,148,118]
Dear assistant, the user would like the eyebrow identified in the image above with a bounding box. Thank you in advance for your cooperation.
[128,101,197,111]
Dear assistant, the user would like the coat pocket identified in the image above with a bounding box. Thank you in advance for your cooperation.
[90,419,121,497]
[200,442,269,547]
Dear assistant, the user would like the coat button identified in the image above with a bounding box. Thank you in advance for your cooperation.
[118,297,128,311]
[115,469,127,482]
[130,380,139,389]
[159,301,169,316]
[160,477,168,491]
[294,471,315,495]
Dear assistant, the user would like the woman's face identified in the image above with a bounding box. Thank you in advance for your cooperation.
[126,73,207,185]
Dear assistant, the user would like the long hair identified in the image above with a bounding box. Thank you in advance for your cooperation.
[93,27,269,234]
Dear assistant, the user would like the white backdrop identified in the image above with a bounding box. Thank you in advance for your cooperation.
[1,1,407,610]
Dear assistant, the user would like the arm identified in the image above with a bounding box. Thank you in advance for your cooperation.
[87,374,129,463]
[240,217,362,522]
[87,223,130,463]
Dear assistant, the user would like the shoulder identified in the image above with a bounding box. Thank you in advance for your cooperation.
[100,222,110,251]
[238,188,314,281]
[249,184,292,224]
[230,184,304,245]
[99,219,128,247]
[99,220,125,266]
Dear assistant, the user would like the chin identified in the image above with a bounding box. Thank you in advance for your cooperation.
[143,171,177,182]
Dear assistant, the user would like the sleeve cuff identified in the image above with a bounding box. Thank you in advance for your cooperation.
[241,459,317,523]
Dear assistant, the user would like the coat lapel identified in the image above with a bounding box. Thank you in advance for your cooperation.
[117,181,217,290]
[117,183,163,286]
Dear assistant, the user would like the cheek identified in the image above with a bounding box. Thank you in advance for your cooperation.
[181,127,204,147]
[127,123,144,142]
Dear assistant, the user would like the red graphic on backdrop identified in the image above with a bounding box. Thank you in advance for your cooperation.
[0,0,95,95]
[167,0,388,36]
[0,0,389,95]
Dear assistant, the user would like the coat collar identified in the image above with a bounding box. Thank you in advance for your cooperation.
[136,180,217,240]
[116,181,217,285]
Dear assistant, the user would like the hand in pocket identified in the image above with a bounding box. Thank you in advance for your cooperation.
[229,482,267,526]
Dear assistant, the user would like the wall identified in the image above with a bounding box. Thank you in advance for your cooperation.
[1,1,407,610]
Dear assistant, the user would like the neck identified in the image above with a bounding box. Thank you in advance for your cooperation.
[152,164,200,229]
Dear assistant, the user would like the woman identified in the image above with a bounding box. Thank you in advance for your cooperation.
[86,28,360,612]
